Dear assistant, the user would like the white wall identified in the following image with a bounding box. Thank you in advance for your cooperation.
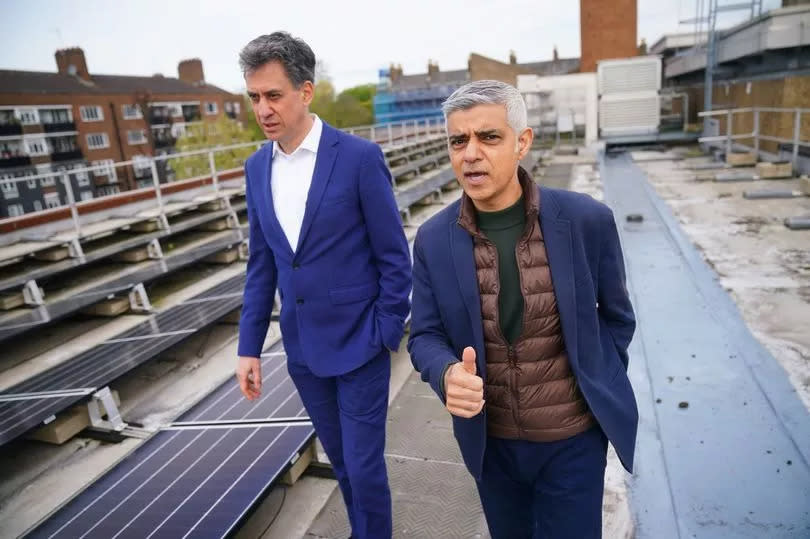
[517,72,599,145]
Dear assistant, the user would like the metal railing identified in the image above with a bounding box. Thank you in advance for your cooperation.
[0,116,445,232]
[698,106,809,172]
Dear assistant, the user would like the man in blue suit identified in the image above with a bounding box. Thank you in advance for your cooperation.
[408,80,637,538]
[235,32,411,539]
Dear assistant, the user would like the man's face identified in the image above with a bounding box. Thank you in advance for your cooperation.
[446,103,533,211]
[245,60,313,144]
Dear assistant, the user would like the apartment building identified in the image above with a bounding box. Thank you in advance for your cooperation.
[0,48,246,218]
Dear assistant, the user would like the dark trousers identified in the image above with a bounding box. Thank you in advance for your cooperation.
[287,350,392,539]
[476,427,608,539]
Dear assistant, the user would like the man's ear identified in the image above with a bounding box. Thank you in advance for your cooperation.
[517,127,534,160]
[301,80,314,106]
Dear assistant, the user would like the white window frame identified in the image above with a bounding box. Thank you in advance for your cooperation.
[80,105,104,122]
[0,174,18,200]
[16,108,39,125]
[33,200,43,212]
[79,190,93,201]
[44,192,61,209]
[205,102,218,115]
[122,104,143,119]
[26,171,37,189]
[75,168,90,186]
[232,102,241,114]
[127,129,147,145]
[7,203,24,217]
[25,137,48,156]
[92,159,118,182]
[86,133,110,150]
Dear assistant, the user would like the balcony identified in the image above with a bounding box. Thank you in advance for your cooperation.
[150,114,171,125]
[154,136,176,149]
[182,105,201,123]
[0,124,22,136]
[43,121,77,133]
[51,149,83,162]
[0,155,31,169]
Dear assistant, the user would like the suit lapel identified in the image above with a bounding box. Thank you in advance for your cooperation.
[296,124,338,253]
[450,221,486,378]
[539,187,579,367]
[262,142,295,257]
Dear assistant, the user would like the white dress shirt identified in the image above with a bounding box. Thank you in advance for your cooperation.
[271,115,323,252]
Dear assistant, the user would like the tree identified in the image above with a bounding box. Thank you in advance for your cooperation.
[168,116,257,181]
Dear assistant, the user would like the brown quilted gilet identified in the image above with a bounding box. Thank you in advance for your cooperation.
[457,167,595,441]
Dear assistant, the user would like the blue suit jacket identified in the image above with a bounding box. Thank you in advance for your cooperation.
[238,122,412,376]
[408,184,638,478]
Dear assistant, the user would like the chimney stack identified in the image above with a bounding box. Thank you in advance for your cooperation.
[509,50,517,65]
[178,59,205,86]
[55,47,91,82]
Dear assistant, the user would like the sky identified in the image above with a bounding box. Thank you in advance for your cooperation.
[0,0,783,94]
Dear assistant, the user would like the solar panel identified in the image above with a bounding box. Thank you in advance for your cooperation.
[26,345,314,539]
[0,229,245,344]
[0,274,246,446]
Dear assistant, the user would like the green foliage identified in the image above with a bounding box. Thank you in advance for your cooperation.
[168,117,257,181]
[310,82,377,128]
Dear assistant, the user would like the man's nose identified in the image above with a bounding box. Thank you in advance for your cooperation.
[463,138,481,161]
[256,99,274,119]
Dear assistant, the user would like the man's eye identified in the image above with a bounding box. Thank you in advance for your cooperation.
[450,139,465,147]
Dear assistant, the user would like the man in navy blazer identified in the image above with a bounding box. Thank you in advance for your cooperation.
[235,33,411,539]
[408,81,637,538]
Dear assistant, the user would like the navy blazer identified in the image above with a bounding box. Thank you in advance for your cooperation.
[408,184,638,478]
[238,122,412,376]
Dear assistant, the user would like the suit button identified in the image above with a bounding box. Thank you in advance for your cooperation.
[296,298,304,305]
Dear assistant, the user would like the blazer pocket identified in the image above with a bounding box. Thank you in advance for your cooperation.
[329,282,379,305]
[321,196,349,207]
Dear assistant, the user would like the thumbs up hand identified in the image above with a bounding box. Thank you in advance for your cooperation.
[444,346,485,418]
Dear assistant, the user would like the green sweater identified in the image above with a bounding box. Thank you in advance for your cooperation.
[477,196,526,345]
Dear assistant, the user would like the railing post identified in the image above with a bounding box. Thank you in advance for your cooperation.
[387,123,393,145]
[150,158,169,229]
[753,108,760,157]
[61,172,81,240]
[793,108,801,173]
[208,150,220,194]
[726,109,733,156]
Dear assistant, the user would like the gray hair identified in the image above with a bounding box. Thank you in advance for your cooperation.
[442,80,528,134]
[239,32,315,87]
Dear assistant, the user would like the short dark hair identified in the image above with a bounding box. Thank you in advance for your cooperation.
[239,32,315,87]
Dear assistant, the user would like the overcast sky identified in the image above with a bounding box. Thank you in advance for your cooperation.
[0,0,782,94]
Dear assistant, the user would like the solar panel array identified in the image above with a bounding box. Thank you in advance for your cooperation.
[27,342,314,539]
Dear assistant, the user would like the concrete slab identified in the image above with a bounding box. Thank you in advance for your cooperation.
[0,241,63,265]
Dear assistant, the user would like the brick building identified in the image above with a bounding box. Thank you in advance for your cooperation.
[0,48,246,218]
[579,0,638,72]
[374,50,580,124]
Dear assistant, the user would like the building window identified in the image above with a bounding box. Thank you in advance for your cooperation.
[80,105,104,122]
[44,192,61,208]
[1,174,18,199]
[17,108,39,125]
[92,159,117,182]
[127,129,147,145]
[169,104,183,118]
[75,168,90,186]
[33,200,42,211]
[122,104,142,119]
[86,133,110,150]
[7,203,24,217]
[80,190,93,201]
[25,138,48,156]
[205,102,218,115]
[25,171,37,189]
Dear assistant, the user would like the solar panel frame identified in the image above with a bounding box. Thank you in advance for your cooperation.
[25,346,314,539]
[0,229,246,344]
